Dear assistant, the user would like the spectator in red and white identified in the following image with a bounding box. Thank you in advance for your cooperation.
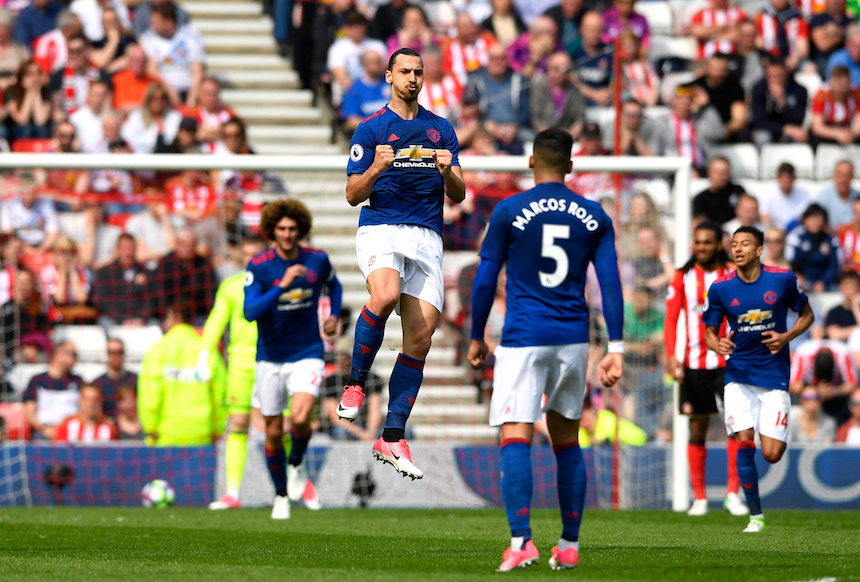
[92,234,149,327]
[601,0,650,52]
[385,4,436,57]
[792,338,856,424]
[92,338,137,416]
[326,10,386,107]
[571,11,611,107]
[690,0,748,61]
[759,162,811,231]
[810,65,860,147]
[530,50,585,138]
[481,0,526,49]
[54,383,119,442]
[750,55,809,148]
[89,7,135,74]
[131,0,188,39]
[617,29,658,108]
[112,44,160,114]
[443,12,497,87]
[755,0,810,72]
[0,234,21,305]
[69,78,110,153]
[23,341,84,439]
[810,0,850,77]
[835,387,860,444]
[193,77,234,153]
[661,86,708,176]
[140,2,204,106]
[125,187,178,269]
[838,197,860,271]
[164,169,217,225]
[0,181,58,251]
[49,34,112,122]
[69,0,130,47]
[14,0,63,49]
[121,82,181,154]
[5,58,52,140]
[0,9,30,90]
[39,235,91,312]
[342,49,391,134]
[417,46,462,125]
[32,9,81,75]
[507,14,558,80]
[148,226,216,322]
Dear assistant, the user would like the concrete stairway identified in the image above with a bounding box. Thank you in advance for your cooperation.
[180,0,493,442]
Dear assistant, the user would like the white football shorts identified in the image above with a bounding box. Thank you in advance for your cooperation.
[356,224,444,313]
[251,358,324,417]
[723,382,791,442]
[489,343,589,427]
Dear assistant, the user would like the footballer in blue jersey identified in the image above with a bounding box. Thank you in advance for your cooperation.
[468,129,624,572]
[243,199,343,519]
[703,226,814,534]
[337,48,466,481]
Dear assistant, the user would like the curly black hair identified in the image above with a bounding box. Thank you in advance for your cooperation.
[259,198,312,242]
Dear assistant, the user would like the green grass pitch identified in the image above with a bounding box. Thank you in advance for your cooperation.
[1,507,859,581]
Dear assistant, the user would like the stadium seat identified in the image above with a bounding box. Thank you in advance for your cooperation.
[635,1,673,36]
[736,0,770,16]
[808,291,843,320]
[0,402,31,440]
[53,325,108,363]
[711,144,760,180]
[11,138,53,153]
[659,71,695,105]
[632,178,671,209]
[670,0,709,36]
[73,363,107,383]
[738,179,766,198]
[688,177,710,198]
[649,36,697,62]
[585,106,614,127]
[795,72,823,103]
[814,144,859,181]
[107,325,163,364]
[759,143,815,179]
[643,106,670,123]
[10,363,48,395]
[424,0,456,33]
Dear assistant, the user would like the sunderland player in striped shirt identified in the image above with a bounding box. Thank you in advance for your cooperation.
[703,226,814,533]
[337,47,466,479]
[469,129,624,571]
[244,200,342,520]
[665,221,748,517]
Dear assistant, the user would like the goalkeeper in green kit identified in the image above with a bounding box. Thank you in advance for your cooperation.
[199,235,321,510]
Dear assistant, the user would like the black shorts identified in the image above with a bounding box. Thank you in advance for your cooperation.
[679,368,725,416]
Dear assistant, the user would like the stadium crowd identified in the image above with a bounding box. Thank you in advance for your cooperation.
[1,0,860,448]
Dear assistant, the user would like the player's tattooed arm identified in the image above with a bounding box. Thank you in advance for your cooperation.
[346,145,395,206]
[433,149,466,203]
[706,327,735,356]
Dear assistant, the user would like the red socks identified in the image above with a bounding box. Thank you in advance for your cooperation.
[687,443,707,500]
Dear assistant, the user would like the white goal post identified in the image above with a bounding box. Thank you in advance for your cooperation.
[0,153,693,510]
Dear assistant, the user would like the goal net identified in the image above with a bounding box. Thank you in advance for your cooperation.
[0,152,692,510]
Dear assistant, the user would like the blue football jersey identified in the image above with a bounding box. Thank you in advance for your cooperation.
[346,105,460,235]
[702,266,809,390]
[479,182,623,347]
[244,247,339,363]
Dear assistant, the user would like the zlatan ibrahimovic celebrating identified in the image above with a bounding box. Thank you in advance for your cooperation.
[337,47,466,479]
[703,226,814,533]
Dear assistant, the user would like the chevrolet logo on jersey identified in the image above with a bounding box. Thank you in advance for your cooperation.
[279,288,313,303]
[393,145,436,168]
[737,309,772,323]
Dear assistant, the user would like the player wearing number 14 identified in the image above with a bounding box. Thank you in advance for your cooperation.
[703,226,814,533]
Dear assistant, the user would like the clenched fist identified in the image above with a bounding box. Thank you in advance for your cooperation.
[433,149,453,175]
[373,144,395,173]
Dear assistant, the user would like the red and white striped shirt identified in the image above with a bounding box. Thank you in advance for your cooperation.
[194,105,235,153]
[790,339,857,386]
[418,75,463,122]
[812,86,860,126]
[54,414,119,443]
[795,0,826,19]
[665,264,730,370]
[756,11,808,59]
[443,33,497,85]
[623,61,658,105]
[670,113,702,167]
[838,225,860,271]
[691,5,748,60]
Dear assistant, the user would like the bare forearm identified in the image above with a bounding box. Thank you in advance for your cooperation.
[443,168,466,203]
[705,327,720,352]
[346,170,383,206]
[786,304,815,342]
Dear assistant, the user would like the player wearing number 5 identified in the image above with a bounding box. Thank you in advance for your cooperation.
[703,226,814,533]
[468,129,624,571]
[338,47,466,479]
